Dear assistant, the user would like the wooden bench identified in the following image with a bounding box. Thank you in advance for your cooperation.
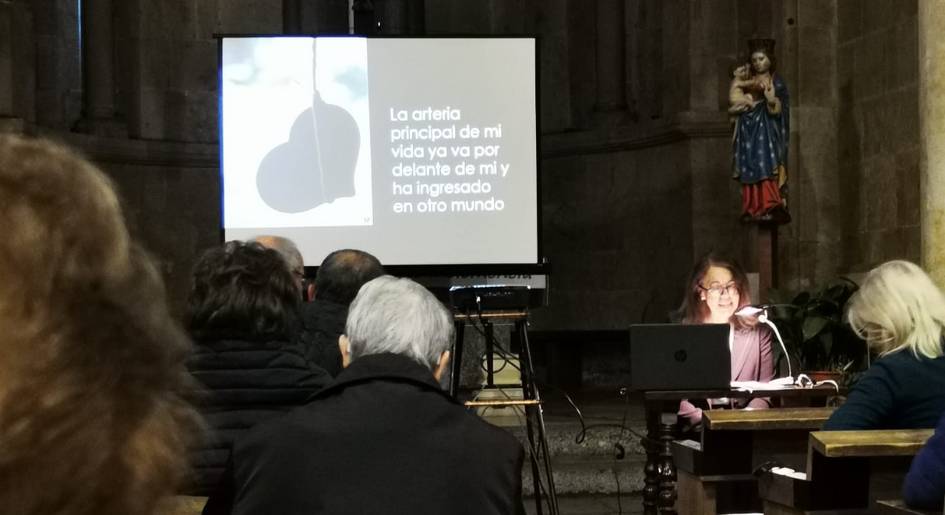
[672,407,834,515]
[758,429,933,514]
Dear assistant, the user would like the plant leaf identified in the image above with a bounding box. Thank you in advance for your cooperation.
[792,291,811,306]
[825,284,846,301]
[802,316,830,342]
[770,304,795,320]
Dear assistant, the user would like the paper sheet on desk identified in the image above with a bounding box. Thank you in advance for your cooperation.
[730,381,794,392]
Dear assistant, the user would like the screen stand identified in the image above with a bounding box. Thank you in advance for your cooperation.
[451,310,559,515]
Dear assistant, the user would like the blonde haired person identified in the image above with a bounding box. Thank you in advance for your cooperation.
[0,135,201,515]
[824,260,945,429]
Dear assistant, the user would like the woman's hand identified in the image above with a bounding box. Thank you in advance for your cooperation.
[761,77,777,103]
[759,77,781,114]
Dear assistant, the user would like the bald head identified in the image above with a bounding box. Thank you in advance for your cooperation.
[315,249,384,305]
[252,235,304,283]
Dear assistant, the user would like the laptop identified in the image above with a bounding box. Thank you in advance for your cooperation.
[629,323,731,391]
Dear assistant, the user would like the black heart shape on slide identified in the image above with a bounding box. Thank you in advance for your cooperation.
[257,94,360,214]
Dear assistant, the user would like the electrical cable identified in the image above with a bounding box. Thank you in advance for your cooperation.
[464,314,645,515]
[464,313,557,515]
[477,333,647,444]
[613,465,623,515]
[483,384,554,515]
[467,310,516,377]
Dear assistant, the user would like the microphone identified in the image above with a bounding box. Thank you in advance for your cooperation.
[734,304,793,382]
[734,305,766,318]
[734,304,780,318]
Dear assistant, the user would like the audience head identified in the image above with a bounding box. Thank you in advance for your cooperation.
[342,276,453,378]
[847,260,945,359]
[0,135,199,515]
[680,252,752,326]
[187,240,301,342]
[315,249,384,305]
[252,235,308,296]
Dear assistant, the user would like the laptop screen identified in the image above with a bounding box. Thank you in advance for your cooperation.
[628,323,731,391]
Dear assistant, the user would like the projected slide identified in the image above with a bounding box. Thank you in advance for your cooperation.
[221,37,538,267]
[223,38,372,227]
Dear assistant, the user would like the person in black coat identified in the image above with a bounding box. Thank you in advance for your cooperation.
[186,241,330,495]
[298,248,383,376]
[824,260,945,430]
[903,410,945,510]
[204,276,524,515]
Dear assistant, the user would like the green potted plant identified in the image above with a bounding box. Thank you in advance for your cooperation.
[766,278,867,385]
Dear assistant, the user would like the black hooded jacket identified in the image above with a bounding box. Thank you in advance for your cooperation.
[187,334,330,495]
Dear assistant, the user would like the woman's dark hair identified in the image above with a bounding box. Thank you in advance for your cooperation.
[748,44,777,75]
[678,252,753,327]
[187,241,300,341]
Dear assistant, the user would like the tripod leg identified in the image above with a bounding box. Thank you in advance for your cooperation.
[518,320,559,515]
[523,399,545,515]
[485,320,495,388]
[450,320,465,398]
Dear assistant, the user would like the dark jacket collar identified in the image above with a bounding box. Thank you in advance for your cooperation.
[191,329,289,344]
[300,299,348,331]
[313,352,456,403]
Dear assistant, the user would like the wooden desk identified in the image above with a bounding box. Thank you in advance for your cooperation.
[874,499,942,515]
[641,386,840,515]
[810,429,932,461]
[758,429,933,514]
[705,407,835,431]
[672,407,834,515]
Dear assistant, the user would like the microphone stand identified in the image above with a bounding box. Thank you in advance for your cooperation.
[756,308,794,383]
[736,305,843,391]
[737,305,793,383]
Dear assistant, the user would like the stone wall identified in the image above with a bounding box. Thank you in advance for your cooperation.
[776,0,841,292]
[837,0,920,273]
[534,140,693,329]
[1,0,923,325]
[47,134,221,317]
[25,1,75,128]
[530,1,796,329]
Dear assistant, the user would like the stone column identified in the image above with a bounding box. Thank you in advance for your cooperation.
[77,0,124,135]
[283,0,302,34]
[0,1,14,119]
[919,0,945,288]
[594,0,626,112]
[373,0,425,35]
[0,0,32,132]
[352,0,376,35]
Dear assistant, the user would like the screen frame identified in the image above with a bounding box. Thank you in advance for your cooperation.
[216,33,544,276]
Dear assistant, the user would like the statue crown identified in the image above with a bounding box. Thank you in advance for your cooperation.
[747,38,776,57]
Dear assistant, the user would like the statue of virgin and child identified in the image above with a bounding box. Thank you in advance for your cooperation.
[729,39,790,224]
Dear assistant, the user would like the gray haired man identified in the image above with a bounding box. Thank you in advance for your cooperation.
[204,276,525,515]
[252,235,311,299]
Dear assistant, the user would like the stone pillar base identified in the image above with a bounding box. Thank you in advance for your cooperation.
[592,108,633,127]
[74,117,127,138]
[0,117,25,134]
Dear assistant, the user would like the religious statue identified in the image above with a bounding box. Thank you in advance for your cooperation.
[730,39,790,224]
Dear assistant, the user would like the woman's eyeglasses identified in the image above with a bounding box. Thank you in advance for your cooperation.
[700,282,738,297]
